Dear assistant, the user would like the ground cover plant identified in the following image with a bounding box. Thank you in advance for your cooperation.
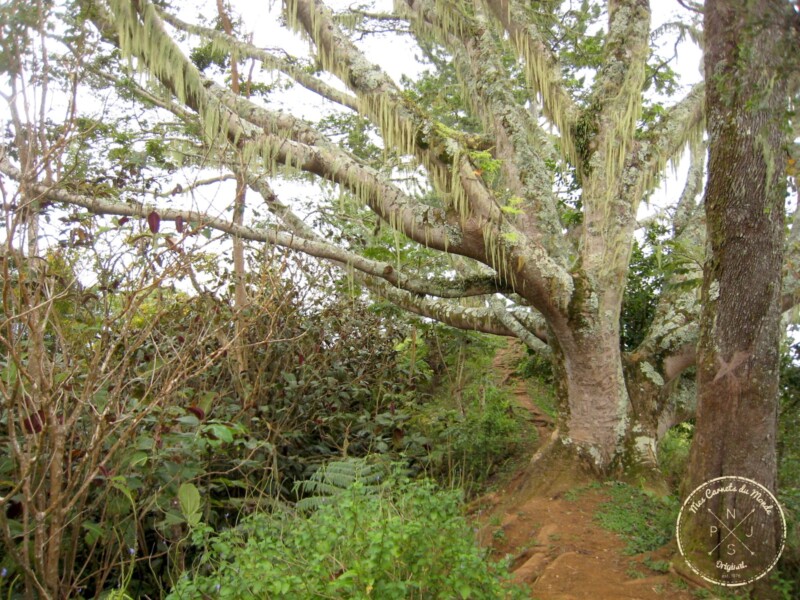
[168,460,527,599]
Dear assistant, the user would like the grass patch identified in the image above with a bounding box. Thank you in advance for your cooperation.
[593,482,678,555]
[525,379,558,421]
[641,556,670,573]
[563,482,601,502]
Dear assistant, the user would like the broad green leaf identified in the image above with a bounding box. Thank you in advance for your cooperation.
[178,482,201,526]
[128,451,148,467]
[206,424,234,443]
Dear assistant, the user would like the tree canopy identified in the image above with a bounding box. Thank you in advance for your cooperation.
[1,0,799,471]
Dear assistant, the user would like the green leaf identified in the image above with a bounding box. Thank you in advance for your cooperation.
[111,476,134,505]
[128,451,148,467]
[178,482,201,526]
[206,424,234,443]
[83,520,105,545]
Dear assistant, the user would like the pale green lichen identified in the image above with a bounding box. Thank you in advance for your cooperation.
[640,361,665,387]
[634,435,657,463]
[614,370,631,442]
[708,280,720,302]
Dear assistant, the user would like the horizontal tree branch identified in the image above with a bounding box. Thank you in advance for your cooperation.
[88,1,474,258]
[362,275,521,337]
[0,150,507,300]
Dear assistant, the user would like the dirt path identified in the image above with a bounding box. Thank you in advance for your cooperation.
[474,343,695,600]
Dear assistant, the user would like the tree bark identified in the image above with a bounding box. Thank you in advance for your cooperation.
[682,0,790,582]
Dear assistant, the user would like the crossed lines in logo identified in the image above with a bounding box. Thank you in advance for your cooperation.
[707,508,756,556]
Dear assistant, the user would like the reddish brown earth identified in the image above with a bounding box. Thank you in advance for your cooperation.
[472,343,697,600]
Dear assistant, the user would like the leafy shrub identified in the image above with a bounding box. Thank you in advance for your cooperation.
[0,247,424,597]
[516,350,554,384]
[168,468,526,599]
[448,384,524,480]
[410,379,526,494]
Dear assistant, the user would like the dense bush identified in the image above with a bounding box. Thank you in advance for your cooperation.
[0,247,428,597]
[399,332,527,494]
[168,464,526,599]
[0,243,524,597]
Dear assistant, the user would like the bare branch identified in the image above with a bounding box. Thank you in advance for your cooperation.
[490,298,551,353]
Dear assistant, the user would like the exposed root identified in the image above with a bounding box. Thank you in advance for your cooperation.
[528,426,560,468]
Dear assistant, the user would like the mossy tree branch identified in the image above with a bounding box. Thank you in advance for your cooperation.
[482,0,580,166]
[159,9,361,111]
[0,149,507,301]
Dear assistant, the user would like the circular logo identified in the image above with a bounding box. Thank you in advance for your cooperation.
[676,476,786,586]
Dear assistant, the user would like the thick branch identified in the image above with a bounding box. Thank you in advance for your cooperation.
[285,0,490,219]
[489,298,551,353]
[632,151,705,384]
[0,151,505,300]
[461,19,567,259]
[363,275,520,337]
[632,83,705,208]
[672,139,706,235]
[403,0,567,259]
[582,0,651,186]
[89,1,474,258]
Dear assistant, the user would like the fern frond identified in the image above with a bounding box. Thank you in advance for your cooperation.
[294,458,391,511]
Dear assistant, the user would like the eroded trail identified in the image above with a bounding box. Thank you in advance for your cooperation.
[473,343,694,600]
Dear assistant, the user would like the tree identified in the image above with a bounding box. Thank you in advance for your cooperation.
[0,0,797,474]
[680,0,795,581]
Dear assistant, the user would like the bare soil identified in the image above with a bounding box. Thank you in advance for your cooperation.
[472,343,696,600]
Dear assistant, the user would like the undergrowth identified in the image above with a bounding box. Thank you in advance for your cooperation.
[407,334,530,496]
[593,482,678,555]
[168,461,527,599]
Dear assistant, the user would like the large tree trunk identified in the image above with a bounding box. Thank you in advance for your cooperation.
[681,0,790,584]
[551,316,688,475]
[551,325,630,470]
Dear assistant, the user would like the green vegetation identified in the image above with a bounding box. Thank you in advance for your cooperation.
[423,380,525,491]
[658,422,693,488]
[168,462,527,599]
[1,0,798,597]
[394,332,530,495]
[775,336,800,597]
[0,248,531,597]
[593,483,678,555]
